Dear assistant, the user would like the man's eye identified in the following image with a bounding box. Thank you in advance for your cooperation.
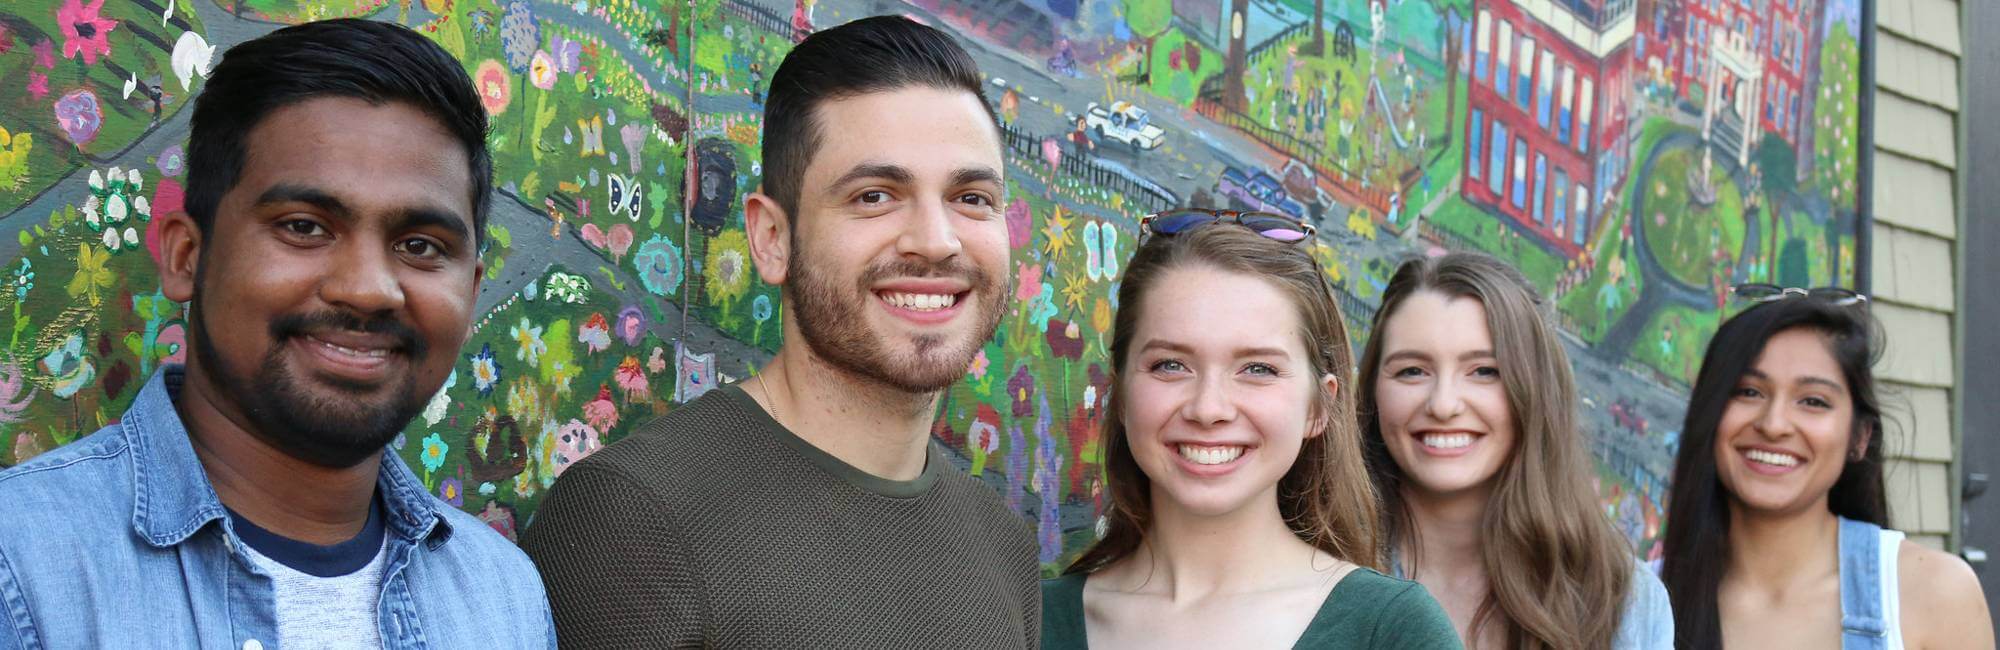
[959,193,993,207]
[398,238,442,259]
[859,191,891,204]
[281,219,327,237]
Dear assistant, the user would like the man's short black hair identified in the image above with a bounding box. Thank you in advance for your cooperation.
[185,19,491,243]
[761,16,998,218]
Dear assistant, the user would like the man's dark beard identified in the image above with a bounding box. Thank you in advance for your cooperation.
[787,234,1005,394]
[188,293,432,469]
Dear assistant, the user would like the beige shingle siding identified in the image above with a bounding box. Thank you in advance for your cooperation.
[1871,0,1960,542]
[1870,223,1956,312]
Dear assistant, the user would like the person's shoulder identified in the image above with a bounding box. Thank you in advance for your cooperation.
[935,464,1035,536]
[0,424,133,541]
[1334,568,1460,647]
[1897,538,1992,646]
[580,386,759,475]
[425,498,551,603]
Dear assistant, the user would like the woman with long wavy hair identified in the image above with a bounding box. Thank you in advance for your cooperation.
[1356,252,1670,649]
[1660,290,1989,649]
[1041,211,1457,648]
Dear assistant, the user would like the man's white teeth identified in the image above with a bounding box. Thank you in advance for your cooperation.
[319,340,389,358]
[1421,433,1475,449]
[1745,449,1802,467]
[1177,444,1244,465]
[883,291,957,311]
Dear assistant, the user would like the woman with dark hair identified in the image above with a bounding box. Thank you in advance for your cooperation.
[1660,289,1990,649]
[1040,210,1458,648]
[1356,252,1671,649]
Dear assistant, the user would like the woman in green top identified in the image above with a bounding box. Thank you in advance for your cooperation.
[1041,210,1460,649]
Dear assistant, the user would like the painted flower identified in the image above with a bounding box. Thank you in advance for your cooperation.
[1005,199,1033,249]
[577,312,612,353]
[57,0,118,65]
[1007,364,1035,417]
[1042,207,1075,259]
[966,348,990,379]
[511,317,546,367]
[1027,283,1058,333]
[614,355,649,401]
[474,59,511,115]
[529,49,557,90]
[647,346,667,374]
[420,433,449,474]
[155,323,186,365]
[0,362,37,424]
[751,294,773,324]
[607,224,634,262]
[156,145,185,177]
[552,419,601,476]
[705,230,752,305]
[1015,261,1042,303]
[54,89,103,148]
[26,72,48,101]
[478,500,518,541]
[66,243,113,306]
[470,343,502,396]
[581,384,618,432]
[11,259,33,301]
[439,477,464,507]
[499,1,540,73]
[422,370,456,426]
[615,305,647,346]
[632,235,682,296]
[552,36,582,72]
[505,378,542,420]
[1092,297,1113,334]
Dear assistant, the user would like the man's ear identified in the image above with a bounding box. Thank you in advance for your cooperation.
[158,211,203,303]
[745,191,791,286]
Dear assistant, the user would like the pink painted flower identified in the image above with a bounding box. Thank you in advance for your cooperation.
[474,59,511,116]
[0,363,37,425]
[552,419,602,475]
[581,384,618,432]
[1015,261,1042,302]
[155,323,187,365]
[33,38,55,69]
[607,224,634,262]
[1005,199,1032,249]
[57,0,118,65]
[54,89,103,148]
[528,50,557,90]
[26,72,48,101]
[614,356,649,401]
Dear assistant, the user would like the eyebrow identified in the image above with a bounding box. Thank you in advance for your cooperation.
[950,166,1003,187]
[255,182,471,242]
[1138,339,1292,359]
[830,162,914,189]
[1743,369,1846,392]
[1381,349,1494,365]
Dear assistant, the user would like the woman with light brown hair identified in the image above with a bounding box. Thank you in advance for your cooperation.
[1357,251,1671,649]
[1040,210,1457,649]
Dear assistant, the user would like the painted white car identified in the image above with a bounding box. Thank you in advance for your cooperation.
[1085,101,1166,152]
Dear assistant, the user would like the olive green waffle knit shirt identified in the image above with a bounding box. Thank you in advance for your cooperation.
[520,383,1041,649]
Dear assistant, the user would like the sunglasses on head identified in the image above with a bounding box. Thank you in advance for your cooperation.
[1729,283,1869,307]
[1139,208,1316,243]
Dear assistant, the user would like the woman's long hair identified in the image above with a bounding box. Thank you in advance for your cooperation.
[1659,298,1888,649]
[1066,225,1382,575]
[1355,252,1634,649]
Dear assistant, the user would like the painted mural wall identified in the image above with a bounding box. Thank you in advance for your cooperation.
[0,0,1866,570]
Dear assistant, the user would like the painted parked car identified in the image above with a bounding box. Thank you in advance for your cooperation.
[1216,166,1308,219]
[1085,101,1166,152]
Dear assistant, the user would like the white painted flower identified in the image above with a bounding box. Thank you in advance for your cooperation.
[88,169,104,192]
[102,228,121,250]
[81,195,101,227]
[127,167,142,190]
[172,31,217,92]
[106,194,128,223]
[124,227,139,246]
[133,195,149,217]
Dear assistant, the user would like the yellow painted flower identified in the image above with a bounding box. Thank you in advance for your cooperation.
[1042,207,1074,260]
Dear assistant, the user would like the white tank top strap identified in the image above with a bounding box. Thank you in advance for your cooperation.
[1878,526,1906,650]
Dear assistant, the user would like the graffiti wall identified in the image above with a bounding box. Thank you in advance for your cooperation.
[0,0,1867,569]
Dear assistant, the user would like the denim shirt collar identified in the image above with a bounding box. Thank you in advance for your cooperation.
[124,365,455,549]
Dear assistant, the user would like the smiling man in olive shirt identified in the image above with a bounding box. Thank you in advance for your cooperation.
[520,15,1039,649]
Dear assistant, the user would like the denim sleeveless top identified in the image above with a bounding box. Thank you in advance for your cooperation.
[1839,516,1905,650]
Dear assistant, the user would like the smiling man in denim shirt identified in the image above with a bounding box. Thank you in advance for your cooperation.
[0,20,551,649]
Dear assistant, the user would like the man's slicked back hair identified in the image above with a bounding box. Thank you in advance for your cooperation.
[185,19,491,243]
[761,15,998,218]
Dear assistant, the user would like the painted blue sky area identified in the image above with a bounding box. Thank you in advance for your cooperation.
[1825,0,1862,36]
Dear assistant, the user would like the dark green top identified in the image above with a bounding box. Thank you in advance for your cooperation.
[521,384,1040,649]
[1040,568,1463,649]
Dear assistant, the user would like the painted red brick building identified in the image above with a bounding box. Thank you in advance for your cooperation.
[1662,0,1825,163]
[1461,0,1638,256]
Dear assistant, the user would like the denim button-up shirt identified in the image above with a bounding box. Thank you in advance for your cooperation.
[0,367,554,649]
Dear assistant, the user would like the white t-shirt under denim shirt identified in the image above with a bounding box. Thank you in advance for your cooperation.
[229,497,391,650]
